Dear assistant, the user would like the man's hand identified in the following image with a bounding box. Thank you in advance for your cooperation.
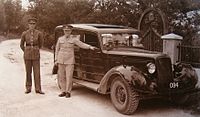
[55,60,58,66]
[89,46,96,50]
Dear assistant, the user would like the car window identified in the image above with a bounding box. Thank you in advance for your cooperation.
[83,32,99,48]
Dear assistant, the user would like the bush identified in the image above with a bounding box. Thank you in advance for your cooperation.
[43,33,55,49]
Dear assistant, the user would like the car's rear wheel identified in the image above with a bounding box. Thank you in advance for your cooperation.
[110,77,139,115]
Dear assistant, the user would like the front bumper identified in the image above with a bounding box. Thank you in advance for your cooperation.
[137,85,200,100]
[160,87,200,97]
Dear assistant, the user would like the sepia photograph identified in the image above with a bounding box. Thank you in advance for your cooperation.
[0,0,200,117]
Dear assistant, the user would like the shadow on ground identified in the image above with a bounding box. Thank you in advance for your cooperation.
[72,85,200,116]
[180,93,200,115]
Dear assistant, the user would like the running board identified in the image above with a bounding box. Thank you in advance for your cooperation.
[73,79,99,92]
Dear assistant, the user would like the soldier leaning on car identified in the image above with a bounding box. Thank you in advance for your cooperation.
[55,25,96,98]
[20,17,45,95]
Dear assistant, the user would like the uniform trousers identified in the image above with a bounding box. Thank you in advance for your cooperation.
[24,59,41,91]
[58,64,74,93]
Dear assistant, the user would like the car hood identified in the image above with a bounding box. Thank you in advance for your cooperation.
[102,48,168,59]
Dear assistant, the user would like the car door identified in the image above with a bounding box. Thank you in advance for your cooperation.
[80,31,105,83]
[73,29,83,80]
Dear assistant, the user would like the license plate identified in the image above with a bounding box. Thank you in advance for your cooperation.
[169,82,179,88]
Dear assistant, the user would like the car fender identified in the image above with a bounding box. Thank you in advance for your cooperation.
[98,65,147,94]
[174,63,198,88]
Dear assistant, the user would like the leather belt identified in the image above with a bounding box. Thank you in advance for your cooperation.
[26,44,38,46]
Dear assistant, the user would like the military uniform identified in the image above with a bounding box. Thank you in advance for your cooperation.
[55,35,92,94]
[20,29,43,92]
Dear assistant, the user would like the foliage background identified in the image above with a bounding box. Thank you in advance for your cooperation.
[0,0,200,48]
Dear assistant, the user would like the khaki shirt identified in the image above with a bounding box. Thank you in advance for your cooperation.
[55,35,91,64]
[20,29,43,60]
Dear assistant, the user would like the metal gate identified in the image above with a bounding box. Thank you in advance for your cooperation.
[138,8,168,52]
[178,44,200,67]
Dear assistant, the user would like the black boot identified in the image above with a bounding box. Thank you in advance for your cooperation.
[58,92,66,97]
[65,92,71,98]
[36,90,45,94]
[25,90,31,94]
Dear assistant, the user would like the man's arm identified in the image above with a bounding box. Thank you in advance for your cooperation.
[20,32,25,51]
[55,38,60,62]
[73,36,95,50]
[38,31,43,48]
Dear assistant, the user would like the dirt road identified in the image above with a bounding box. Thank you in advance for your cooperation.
[0,39,198,117]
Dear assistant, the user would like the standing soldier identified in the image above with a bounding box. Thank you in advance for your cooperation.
[20,17,45,94]
[55,25,96,98]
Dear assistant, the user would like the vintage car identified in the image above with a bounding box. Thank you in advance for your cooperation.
[53,24,199,115]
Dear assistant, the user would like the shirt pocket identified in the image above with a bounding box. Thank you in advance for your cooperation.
[59,40,65,44]
[59,40,65,47]
[66,42,74,48]
[59,40,74,48]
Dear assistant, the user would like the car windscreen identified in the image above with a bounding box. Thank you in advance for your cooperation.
[101,33,144,50]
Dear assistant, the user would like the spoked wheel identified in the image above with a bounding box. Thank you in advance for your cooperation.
[110,77,139,115]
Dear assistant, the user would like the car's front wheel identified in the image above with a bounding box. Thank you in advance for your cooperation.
[110,77,139,115]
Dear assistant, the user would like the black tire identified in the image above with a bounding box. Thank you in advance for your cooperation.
[110,77,139,115]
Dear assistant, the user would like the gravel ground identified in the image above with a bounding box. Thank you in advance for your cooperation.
[0,36,6,42]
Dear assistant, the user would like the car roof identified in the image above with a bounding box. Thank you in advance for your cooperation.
[55,24,139,34]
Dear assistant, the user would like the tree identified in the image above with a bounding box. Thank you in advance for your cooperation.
[86,0,139,27]
[26,0,200,46]
[137,0,200,44]
[27,0,71,33]
[3,0,23,34]
[0,0,6,32]
[65,0,95,23]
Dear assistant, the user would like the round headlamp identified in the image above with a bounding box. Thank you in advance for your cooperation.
[147,63,156,74]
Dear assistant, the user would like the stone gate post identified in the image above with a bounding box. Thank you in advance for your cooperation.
[161,33,183,65]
